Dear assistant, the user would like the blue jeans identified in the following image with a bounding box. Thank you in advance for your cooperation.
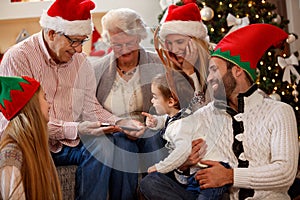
[140,169,230,200]
[140,172,198,200]
[186,174,229,200]
[109,129,168,200]
[52,134,114,200]
[186,162,230,200]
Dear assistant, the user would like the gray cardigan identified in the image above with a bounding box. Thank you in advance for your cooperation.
[94,48,165,119]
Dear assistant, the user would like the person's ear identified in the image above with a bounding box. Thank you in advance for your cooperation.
[48,30,57,41]
[168,97,178,107]
[232,65,243,78]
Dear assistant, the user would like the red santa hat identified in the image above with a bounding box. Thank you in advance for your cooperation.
[39,0,95,36]
[159,3,208,41]
[0,76,40,120]
[211,24,294,81]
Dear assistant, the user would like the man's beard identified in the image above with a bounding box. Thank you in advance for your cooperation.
[213,69,237,101]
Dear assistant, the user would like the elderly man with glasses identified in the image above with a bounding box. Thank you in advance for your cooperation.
[62,33,90,48]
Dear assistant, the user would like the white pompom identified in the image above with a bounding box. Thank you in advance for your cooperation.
[269,93,281,101]
[287,34,296,44]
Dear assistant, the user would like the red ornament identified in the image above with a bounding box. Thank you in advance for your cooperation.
[91,28,101,52]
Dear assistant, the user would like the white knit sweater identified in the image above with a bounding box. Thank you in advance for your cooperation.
[156,89,299,200]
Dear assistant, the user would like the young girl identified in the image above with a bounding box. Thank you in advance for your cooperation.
[0,76,62,200]
[142,73,229,200]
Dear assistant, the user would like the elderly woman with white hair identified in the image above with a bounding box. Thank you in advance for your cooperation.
[93,8,167,200]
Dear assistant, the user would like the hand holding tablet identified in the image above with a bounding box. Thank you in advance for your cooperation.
[115,118,146,138]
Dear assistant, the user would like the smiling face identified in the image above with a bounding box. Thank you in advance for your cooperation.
[109,32,140,64]
[47,30,88,63]
[165,34,190,65]
[207,57,237,101]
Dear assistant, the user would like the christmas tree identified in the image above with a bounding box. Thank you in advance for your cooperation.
[158,0,300,137]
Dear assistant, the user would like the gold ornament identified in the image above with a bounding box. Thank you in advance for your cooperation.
[292,84,299,102]
[200,6,214,21]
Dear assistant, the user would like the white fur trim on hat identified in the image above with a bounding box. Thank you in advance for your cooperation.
[39,10,93,36]
[159,20,208,41]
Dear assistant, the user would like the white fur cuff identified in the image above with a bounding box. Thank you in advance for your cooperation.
[159,20,208,41]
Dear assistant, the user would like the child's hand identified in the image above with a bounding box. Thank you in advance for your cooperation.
[148,165,157,173]
[141,112,158,128]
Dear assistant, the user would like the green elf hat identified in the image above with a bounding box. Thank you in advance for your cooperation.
[211,24,295,81]
[0,76,40,120]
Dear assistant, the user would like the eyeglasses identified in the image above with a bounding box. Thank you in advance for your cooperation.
[110,39,138,50]
[63,34,89,47]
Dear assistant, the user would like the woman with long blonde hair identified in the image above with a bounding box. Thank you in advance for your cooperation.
[154,3,212,111]
[0,76,62,200]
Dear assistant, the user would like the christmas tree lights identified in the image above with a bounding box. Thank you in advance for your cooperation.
[158,0,300,137]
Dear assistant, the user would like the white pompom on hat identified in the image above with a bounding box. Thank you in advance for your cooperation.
[39,0,95,36]
[159,3,209,41]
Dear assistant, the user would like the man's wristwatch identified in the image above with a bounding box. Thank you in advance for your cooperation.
[175,168,190,176]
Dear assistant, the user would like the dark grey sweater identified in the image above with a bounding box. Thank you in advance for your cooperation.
[94,48,165,121]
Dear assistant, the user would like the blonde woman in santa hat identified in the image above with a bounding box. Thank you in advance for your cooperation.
[0,76,62,200]
[0,0,148,199]
[154,2,212,113]
[140,24,298,200]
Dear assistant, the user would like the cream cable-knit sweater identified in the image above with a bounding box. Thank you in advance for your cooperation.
[156,89,298,200]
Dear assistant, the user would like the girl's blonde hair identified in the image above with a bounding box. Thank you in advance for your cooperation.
[0,87,62,200]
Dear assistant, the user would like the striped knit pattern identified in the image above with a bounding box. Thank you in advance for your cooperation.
[0,143,23,170]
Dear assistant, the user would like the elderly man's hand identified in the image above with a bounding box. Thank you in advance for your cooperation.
[78,121,121,136]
